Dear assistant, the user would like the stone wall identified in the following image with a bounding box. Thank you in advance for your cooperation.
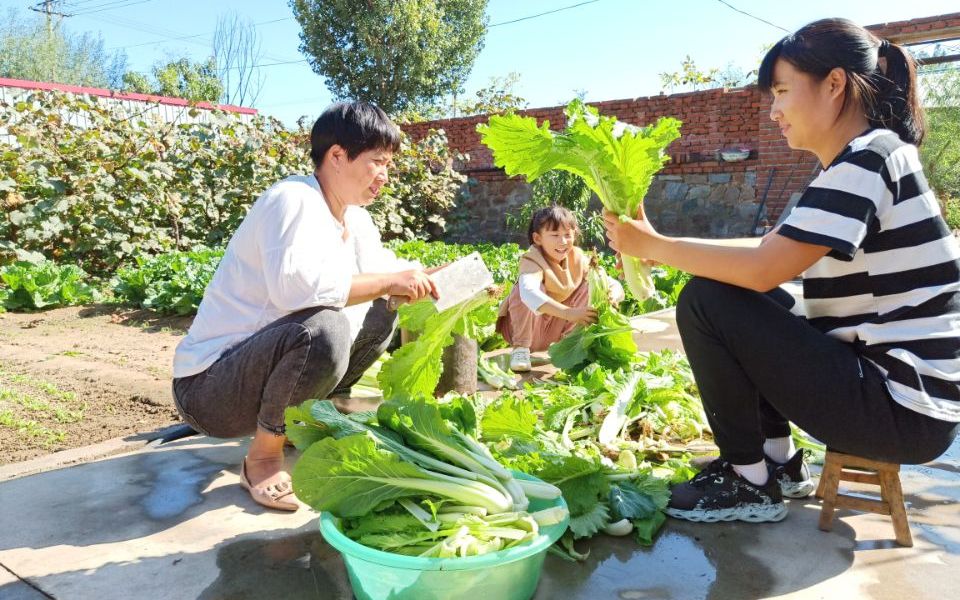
[446,169,772,244]
[445,170,531,244]
[646,171,760,237]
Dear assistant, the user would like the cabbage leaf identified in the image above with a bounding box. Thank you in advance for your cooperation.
[478,100,681,299]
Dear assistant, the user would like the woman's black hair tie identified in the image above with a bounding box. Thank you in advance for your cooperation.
[878,39,891,57]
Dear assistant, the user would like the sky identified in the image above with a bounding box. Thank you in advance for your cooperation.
[2,0,959,127]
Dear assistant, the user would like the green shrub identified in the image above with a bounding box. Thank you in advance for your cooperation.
[112,247,223,315]
[942,195,960,231]
[0,90,466,276]
[919,65,960,203]
[0,91,306,275]
[370,129,467,241]
[0,260,98,311]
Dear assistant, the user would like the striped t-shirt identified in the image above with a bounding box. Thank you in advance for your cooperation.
[779,128,960,423]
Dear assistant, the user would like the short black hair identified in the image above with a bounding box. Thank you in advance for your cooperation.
[528,205,579,245]
[309,101,403,167]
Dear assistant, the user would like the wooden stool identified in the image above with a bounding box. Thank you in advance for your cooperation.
[815,450,913,547]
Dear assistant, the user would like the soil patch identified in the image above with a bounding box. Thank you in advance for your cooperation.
[0,304,192,465]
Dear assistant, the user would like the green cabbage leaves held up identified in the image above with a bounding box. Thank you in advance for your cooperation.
[477,100,681,300]
[548,259,638,374]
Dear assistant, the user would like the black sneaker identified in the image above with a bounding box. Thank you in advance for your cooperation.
[766,449,815,499]
[666,459,788,523]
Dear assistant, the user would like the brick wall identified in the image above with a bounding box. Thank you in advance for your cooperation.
[866,12,960,44]
[402,12,958,243]
[403,87,818,241]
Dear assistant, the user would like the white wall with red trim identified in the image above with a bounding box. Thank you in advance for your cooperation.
[0,77,258,146]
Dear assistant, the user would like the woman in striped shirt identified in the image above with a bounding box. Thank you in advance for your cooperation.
[605,18,960,524]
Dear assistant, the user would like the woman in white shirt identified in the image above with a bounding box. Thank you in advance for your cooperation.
[172,102,437,511]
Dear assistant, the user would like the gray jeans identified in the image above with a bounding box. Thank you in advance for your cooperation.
[172,299,396,438]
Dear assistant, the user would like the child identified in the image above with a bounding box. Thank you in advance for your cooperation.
[497,205,623,372]
[605,18,959,524]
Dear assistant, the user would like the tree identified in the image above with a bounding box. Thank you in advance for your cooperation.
[659,56,757,93]
[122,57,224,102]
[0,8,126,88]
[454,71,527,117]
[290,0,489,114]
[213,12,264,107]
[918,48,960,224]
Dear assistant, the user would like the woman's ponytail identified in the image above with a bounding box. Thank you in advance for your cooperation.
[870,40,926,146]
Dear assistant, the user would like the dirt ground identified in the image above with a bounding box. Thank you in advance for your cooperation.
[0,305,191,465]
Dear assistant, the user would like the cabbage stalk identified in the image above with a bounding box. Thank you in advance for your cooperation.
[477,100,681,299]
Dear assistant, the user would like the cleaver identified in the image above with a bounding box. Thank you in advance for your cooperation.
[388,252,494,312]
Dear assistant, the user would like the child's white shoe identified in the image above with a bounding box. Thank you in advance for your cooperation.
[510,347,532,372]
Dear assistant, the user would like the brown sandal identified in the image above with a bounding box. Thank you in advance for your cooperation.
[239,460,300,512]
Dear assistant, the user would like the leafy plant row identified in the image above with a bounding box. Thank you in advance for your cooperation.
[0,241,691,315]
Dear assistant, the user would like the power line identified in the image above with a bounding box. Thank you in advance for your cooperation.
[111,17,292,51]
[61,0,113,7]
[28,1,69,30]
[243,0,613,69]
[89,1,622,74]
[488,0,604,28]
[68,0,157,17]
[85,12,295,64]
[714,0,790,34]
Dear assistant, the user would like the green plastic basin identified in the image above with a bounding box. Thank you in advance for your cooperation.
[319,473,569,600]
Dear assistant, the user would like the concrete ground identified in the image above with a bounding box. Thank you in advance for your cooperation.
[1,308,958,600]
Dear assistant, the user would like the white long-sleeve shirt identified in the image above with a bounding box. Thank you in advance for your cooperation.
[517,271,625,314]
[173,174,415,378]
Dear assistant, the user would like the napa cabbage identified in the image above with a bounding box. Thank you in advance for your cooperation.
[477,100,681,300]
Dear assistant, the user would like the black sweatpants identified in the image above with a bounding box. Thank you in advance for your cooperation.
[675,277,958,465]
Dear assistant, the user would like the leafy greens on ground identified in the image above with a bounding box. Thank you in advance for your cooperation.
[548,258,637,374]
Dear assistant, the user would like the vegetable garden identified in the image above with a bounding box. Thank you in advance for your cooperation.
[0,90,823,592]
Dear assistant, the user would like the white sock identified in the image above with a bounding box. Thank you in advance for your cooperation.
[763,436,796,464]
[733,460,769,486]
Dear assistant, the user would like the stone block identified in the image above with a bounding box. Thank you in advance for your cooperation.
[737,201,760,220]
[656,210,679,233]
[686,174,708,184]
[745,171,757,187]
[688,185,711,201]
[709,173,732,184]
[723,186,742,203]
[665,181,688,202]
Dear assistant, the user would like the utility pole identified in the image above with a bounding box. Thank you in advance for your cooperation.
[29,1,69,35]
[28,1,71,81]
